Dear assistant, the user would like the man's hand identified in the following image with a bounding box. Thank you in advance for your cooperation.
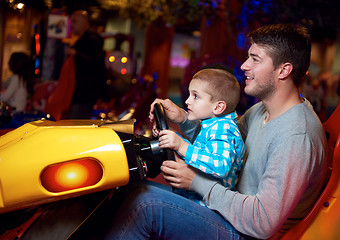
[160,158,197,190]
[149,98,187,126]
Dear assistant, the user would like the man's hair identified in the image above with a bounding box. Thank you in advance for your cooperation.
[192,68,240,115]
[248,24,311,87]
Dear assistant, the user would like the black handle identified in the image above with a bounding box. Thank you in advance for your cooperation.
[154,103,175,161]
[154,102,169,130]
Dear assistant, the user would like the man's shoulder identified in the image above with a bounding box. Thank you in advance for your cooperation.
[275,100,324,139]
[285,100,320,126]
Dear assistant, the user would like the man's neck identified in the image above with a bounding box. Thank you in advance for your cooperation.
[262,84,303,123]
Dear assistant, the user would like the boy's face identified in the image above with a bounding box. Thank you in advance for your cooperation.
[185,78,217,121]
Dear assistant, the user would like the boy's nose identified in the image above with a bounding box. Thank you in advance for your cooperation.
[185,98,190,106]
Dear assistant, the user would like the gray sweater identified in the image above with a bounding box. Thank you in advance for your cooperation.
[182,100,327,239]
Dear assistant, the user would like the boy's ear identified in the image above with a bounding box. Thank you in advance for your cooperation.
[213,101,227,115]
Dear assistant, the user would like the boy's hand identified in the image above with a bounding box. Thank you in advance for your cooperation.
[159,129,181,151]
[158,130,189,157]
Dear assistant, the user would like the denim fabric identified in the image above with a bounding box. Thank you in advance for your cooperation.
[104,181,247,240]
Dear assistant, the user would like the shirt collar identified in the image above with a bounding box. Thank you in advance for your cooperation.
[201,111,237,129]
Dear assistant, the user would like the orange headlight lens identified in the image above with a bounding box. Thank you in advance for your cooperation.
[41,158,103,193]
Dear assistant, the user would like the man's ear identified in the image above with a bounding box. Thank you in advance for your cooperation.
[278,62,293,80]
[213,101,227,115]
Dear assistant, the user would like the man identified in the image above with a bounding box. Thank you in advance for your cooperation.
[103,24,327,239]
[67,10,107,119]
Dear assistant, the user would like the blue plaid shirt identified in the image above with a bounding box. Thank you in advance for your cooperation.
[176,111,245,205]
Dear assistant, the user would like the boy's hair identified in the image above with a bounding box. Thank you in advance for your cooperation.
[192,68,240,115]
[248,23,311,87]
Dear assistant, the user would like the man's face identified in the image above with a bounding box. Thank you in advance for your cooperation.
[240,43,278,100]
[71,14,88,36]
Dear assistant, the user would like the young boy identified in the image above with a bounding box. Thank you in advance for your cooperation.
[155,68,245,204]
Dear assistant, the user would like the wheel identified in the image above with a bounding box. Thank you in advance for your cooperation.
[153,102,176,161]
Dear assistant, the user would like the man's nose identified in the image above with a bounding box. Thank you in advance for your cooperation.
[240,59,249,71]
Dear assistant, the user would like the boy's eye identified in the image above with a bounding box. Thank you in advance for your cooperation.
[194,94,198,99]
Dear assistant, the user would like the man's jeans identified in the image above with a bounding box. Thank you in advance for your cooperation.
[103,181,246,240]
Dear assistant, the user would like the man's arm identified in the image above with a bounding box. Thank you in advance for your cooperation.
[190,134,324,239]
[179,117,200,143]
[149,98,187,125]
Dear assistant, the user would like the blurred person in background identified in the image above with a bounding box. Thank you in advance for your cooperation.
[66,10,108,119]
[0,52,33,112]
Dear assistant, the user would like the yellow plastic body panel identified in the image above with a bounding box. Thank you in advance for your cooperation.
[0,119,130,213]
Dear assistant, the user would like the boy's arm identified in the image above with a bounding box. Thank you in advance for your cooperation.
[185,124,244,179]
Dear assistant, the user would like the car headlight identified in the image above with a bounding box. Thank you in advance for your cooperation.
[40,158,103,193]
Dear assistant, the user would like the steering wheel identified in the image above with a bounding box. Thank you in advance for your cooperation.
[153,103,176,161]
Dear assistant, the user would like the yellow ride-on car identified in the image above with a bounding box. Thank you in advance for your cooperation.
[0,103,173,239]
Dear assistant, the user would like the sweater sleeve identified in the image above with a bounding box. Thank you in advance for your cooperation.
[179,117,200,143]
[190,133,324,239]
